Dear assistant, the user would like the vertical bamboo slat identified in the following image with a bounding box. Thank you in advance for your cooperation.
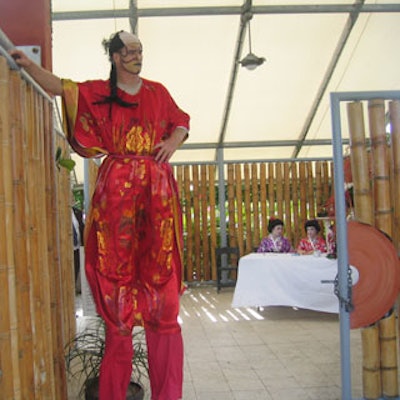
[227,165,237,249]
[10,73,35,399]
[0,55,18,400]
[315,161,323,214]
[27,87,56,398]
[268,163,274,217]
[234,164,244,255]
[369,99,392,237]
[183,166,193,280]
[175,166,185,280]
[243,164,252,253]
[379,311,398,398]
[276,163,283,218]
[322,161,330,206]
[362,325,382,399]
[347,101,374,225]
[208,165,217,280]
[47,112,68,400]
[348,101,380,399]
[369,100,399,398]
[389,100,400,254]
[307,162,315,219]
[200,165,210,280]
[299,163,307,225]
[290,163,299,245]
[283,163,291,237]
[251,163,260,248]
[259,164,267,240]
[192,165,201,277]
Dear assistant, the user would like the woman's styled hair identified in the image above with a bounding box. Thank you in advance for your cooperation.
[304,219,321,233]
[268,218,284,233]
[93,31,138,113]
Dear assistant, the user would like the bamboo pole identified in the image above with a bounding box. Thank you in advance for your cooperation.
[183,166,193,280]
[46,105,69,399]
[251,163,260,249]
[379,311,398,398]
[369,100,399,398]
[276,163,283,218]
[369,99,392,238]
[268,163,274,217]
[283,162,291,240]
[9,72,35,399]
[234,164,244,255]
[227,164,236,248]
[322,161,330,207]
[175,166,185,279]
[347,101,374,225]
[362,324,382,399]
[208,165,217,280]
[348,101,380,399]
[200,165,210,281]
[192,165,201,277]
[299,162,307,226]
[243,164,252,253]
[259,163,267,241]
[28,87,56,398]
[307,162,315,219]
[56,134,74,398]
[227,165,237,278]
[315,161,323,214]
[389,100,400,254]
[0,54,18,400]
[291,162,300,246]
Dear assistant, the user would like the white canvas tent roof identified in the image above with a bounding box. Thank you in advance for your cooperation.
[51,1,400,164]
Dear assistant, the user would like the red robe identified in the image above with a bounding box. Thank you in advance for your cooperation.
[62,78,190,335]
[297,236,327,254]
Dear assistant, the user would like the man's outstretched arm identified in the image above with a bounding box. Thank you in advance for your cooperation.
[9,49,63,96]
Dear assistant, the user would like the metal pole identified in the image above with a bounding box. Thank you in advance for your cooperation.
[217,147,227,248]
[330,92,352,400]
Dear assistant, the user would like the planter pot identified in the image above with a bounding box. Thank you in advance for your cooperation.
[85,377,145,400]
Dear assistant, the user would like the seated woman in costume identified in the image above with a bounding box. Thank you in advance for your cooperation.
[297,219,327,255]
[257,218,293,253]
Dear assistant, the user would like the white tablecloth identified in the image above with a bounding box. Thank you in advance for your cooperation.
[231,253,358,313]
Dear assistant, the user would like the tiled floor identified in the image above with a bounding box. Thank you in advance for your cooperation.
[69,286,366,400]
[179,286,363,400]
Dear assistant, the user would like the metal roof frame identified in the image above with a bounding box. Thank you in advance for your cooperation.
[51,3,400,159]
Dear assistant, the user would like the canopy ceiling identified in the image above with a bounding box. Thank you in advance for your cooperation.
[51,1,400,163]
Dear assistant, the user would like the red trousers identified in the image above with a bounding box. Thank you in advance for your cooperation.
[98,327,183,400]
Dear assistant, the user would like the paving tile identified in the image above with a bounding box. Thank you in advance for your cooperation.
[234,389,274,399]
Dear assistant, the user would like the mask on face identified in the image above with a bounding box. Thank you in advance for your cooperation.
[118,45,142,75]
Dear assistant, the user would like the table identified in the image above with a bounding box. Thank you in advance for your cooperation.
[231,253,358,313]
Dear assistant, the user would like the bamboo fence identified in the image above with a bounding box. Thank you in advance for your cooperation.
[347,99,400,399]
[0,56,74,399]
[171,159,334,283]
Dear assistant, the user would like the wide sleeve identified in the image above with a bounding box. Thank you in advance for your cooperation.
[257,237,271,253]
[159,83,190,141]
[61,79,108,158]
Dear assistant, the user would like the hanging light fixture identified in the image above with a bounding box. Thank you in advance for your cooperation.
[239,19,265,71]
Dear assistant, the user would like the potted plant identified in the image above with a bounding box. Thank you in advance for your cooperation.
[65,317,149,400]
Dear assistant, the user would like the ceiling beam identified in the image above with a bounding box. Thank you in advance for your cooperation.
[52,4,400,21]
[291,0,365,158]
[180,138,350,150]
[216,0,251,154]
